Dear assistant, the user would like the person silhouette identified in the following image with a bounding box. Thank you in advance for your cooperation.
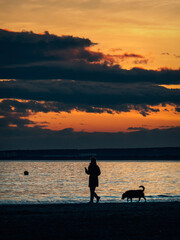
[85,157,101,203]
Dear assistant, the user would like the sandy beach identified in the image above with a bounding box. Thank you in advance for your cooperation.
[0,202,179,240]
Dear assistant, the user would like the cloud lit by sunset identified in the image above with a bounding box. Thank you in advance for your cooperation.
[0,0,180,149]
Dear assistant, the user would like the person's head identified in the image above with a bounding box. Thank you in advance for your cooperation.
[90,157,96,165]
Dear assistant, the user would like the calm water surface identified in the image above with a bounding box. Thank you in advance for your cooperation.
[0,161,179,204]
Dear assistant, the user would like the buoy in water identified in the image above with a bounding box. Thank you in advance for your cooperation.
[24,171,29,175]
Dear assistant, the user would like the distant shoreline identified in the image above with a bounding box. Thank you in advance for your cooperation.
[0,147,180,160]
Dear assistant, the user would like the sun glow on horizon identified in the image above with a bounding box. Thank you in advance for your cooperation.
[23,105,180,133]
[159,84,180,89]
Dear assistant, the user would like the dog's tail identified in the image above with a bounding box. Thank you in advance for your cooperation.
[139,185,145,191]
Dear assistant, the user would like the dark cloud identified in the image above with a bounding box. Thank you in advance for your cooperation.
[107,52,149,65]
[0,29,180,84]
[0,63,180,84]
[0,80,180,117]
[174,55,180,58]
[161,52,170,55]
[133,59,148,64]
[0,29,100,67]
[128,127,147,131]
[0,112,34,129]
[0,99,62,114]
[118,53,145,59]
[106,52,146,61]
[0,124,179,150]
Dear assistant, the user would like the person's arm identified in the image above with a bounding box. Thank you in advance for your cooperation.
[85,167,90,175]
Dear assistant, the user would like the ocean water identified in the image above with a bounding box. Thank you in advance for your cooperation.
[0,160,179,204]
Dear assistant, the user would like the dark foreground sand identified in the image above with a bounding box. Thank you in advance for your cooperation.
[0,202,180,240]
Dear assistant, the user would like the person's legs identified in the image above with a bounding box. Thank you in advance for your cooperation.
[90,186,95,203]
[94,191,97,198]
[94,189,100,203]
[90,186,100,203]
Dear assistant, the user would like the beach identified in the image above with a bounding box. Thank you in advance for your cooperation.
[1,202,179,240]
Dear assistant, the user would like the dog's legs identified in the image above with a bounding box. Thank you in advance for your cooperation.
[127,198,129,202]
[143,197,146,202]
[130,198,132,203]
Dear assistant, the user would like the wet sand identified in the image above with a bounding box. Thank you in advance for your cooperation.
[0,202,179,240]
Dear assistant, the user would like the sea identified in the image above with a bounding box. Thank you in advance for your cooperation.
[0,160,179,204]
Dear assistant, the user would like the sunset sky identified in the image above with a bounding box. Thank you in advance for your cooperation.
[0,0,180,150]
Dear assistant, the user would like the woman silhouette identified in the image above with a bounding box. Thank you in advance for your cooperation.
[85,157,101,203]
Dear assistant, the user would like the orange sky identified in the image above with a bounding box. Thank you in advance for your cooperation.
[19,104,179,132]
